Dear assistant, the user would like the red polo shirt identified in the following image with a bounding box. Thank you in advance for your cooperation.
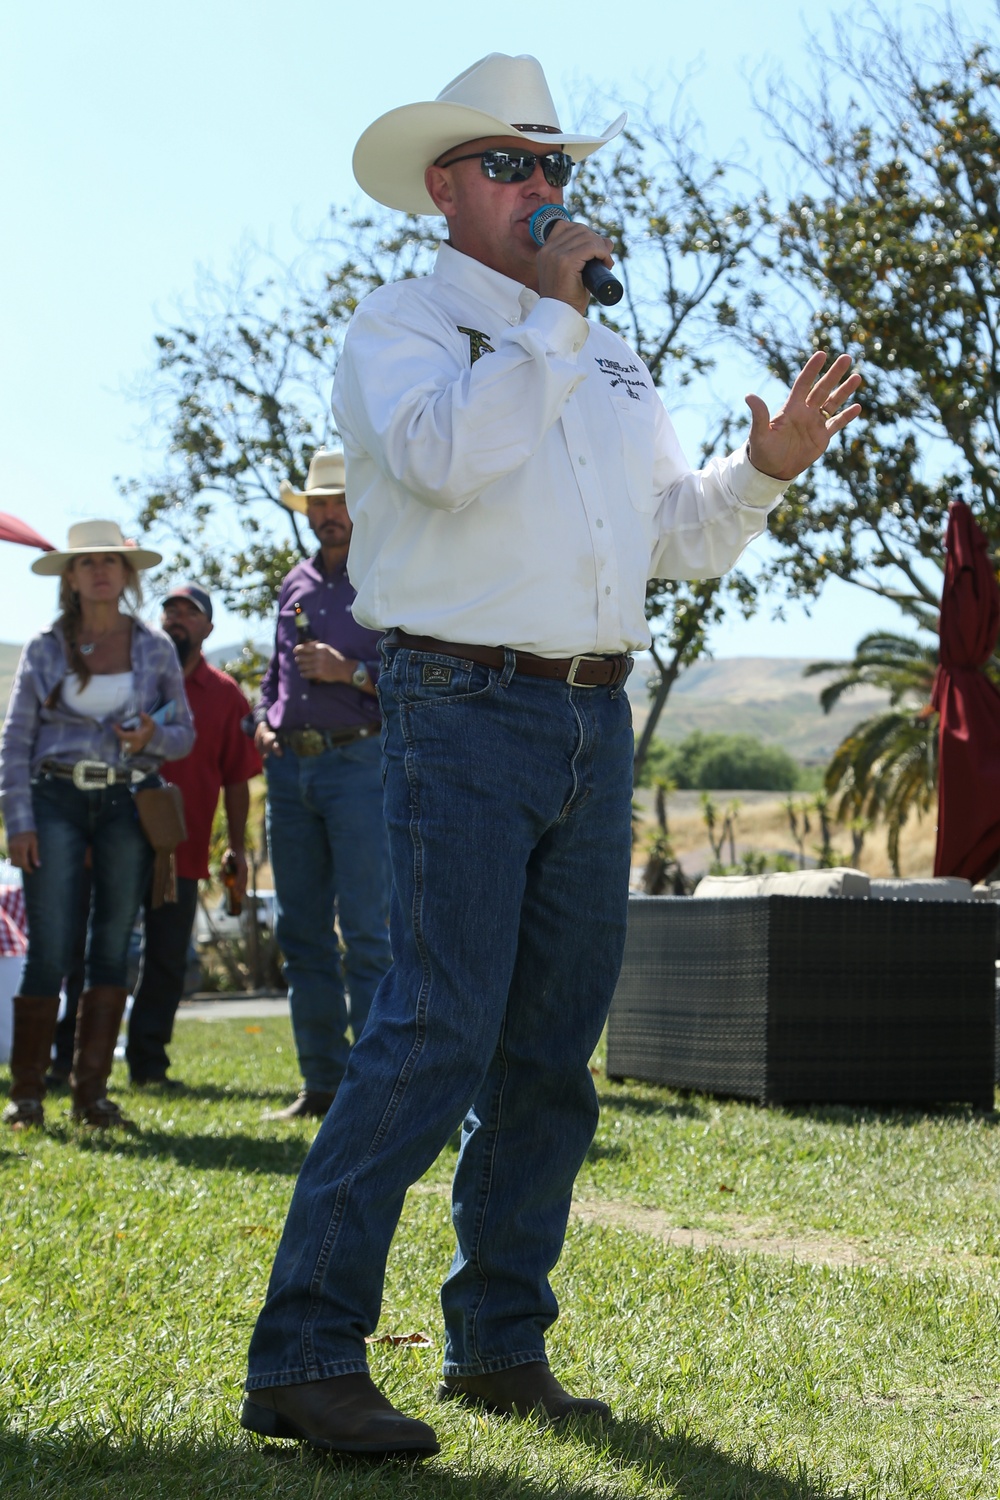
[161,657,262,882]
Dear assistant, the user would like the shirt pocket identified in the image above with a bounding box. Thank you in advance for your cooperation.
[610,393,657,514]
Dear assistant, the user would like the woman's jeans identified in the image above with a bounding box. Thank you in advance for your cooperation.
[20,774,152,996]
[266,735,392,1094]
[246,645,633,1387]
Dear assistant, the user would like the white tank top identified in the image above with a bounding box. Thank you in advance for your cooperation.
[63,671,134,721]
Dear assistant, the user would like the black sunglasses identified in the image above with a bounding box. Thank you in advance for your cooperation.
[436,148,574,188]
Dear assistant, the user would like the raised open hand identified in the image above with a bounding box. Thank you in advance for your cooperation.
[745,351,862,483]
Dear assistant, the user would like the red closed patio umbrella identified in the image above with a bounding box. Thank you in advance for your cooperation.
[931,499,1000,881]
[0,512,55,551]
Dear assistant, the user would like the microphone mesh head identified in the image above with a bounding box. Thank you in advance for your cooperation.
[528,205,571,246]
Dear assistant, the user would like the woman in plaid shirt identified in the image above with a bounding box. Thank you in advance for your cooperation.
[0,521,194,1128]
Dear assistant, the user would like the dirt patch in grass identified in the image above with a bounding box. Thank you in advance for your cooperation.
[570,1198,1000,1275]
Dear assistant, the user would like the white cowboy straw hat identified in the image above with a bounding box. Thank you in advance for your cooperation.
[353,53,627,215]
[278,449,347,515]
[31,520,162,577]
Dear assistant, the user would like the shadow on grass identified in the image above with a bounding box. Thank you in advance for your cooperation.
[0,1419,851,1499]
[570,1412,850,1499]
[123,1082,298,1104]
[598,1078,998,1129]
[55,1126,311,1175]
[778,1100,998,1129]
[596,1090,708,1121]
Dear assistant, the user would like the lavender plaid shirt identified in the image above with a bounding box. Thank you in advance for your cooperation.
[0,618,195,837]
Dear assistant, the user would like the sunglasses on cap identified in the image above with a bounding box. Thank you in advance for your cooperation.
[436,147,575,188]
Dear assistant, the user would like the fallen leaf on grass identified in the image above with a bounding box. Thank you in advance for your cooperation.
[718,1184,734,1193]
[245,1025,263,1034]
[365,1332,434,1347]
[240,1225,280,1237]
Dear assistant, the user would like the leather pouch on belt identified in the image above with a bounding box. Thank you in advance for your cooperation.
[133,781,188,907]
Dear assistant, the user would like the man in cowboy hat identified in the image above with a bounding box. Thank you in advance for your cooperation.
[252,449,390,1121]
[242,55,861,1456]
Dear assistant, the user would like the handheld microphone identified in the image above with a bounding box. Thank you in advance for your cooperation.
[528,205,624,307]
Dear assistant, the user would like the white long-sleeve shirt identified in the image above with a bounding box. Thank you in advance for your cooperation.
[332,241,786,658]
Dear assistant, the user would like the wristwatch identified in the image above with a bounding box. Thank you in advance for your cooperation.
[351,661,370,690]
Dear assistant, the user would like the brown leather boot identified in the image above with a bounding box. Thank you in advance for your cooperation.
[2,995,60,1128]
[70,986,135,1129]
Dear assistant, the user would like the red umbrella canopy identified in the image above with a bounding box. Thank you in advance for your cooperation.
[0,512,55,551]
[931,499,1000,881]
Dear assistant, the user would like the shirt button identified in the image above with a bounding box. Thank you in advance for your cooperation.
[578,456,587,465]
[605,586,612,595]
[319,609,326,616]
[301,692,308,699]
[596,519,604,528]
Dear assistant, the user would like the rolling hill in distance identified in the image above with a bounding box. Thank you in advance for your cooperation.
[0,642,889,768]
[627,656,890,764]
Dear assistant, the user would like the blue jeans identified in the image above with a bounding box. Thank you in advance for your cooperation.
[266,735,391,1093]
[246,645,633,1388]
[20,775,152,996]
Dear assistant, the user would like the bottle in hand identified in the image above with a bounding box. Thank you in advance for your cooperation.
[293,602,316,642]
[294,602,321,682]
[222,853,242,917]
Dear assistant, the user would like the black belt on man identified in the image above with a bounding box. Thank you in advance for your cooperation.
[389,630,633,688]
[277,724,379,757]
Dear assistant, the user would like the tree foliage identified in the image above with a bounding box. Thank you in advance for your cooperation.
[742,6,1000,631]
[806,630,939,874]
[638,729,801,791]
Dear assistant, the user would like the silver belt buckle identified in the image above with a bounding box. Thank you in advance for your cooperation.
[566,654,601,687]
[71,761,116,790]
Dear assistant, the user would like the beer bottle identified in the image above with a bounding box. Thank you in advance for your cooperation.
[293,602,316,642]
[222,853,242,917]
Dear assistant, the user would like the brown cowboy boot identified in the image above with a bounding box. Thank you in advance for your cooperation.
[2,995,60,1128]
[71,986,135,1129]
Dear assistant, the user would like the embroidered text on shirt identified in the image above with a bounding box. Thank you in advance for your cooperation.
[458,326,496,364]
[594,356,648,400]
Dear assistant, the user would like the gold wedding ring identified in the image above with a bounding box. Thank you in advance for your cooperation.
[820,406,833,419]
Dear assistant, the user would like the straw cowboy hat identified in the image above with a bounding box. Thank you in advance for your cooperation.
[353,52,626,215]
[31,520,162,577]
[278,449,347,515]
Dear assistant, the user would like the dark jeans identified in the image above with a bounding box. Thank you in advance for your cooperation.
[126,875,200,1081]
[21,776,152,997]
[246,646,633,1387]
[266,736,391,1093]
[52,870,92,1074]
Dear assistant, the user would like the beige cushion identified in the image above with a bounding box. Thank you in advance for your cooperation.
[694,868,870,899]
[869,877,973,902]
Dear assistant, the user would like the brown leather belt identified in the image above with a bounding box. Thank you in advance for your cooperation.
[390,631,632,688]
[278,725,378,757]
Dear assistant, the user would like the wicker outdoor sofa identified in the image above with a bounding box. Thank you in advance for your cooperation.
[605,870,998,1110]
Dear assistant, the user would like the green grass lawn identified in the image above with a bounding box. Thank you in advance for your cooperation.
[2,1013,1000,1499]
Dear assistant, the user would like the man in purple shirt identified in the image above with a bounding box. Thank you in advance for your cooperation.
[254,450,390,1119]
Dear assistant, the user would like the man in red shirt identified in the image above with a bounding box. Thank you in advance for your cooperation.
[126,584,262,1085]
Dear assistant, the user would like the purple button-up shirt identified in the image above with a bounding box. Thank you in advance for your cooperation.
[258,552,382,733]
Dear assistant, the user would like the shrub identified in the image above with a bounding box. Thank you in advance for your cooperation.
[638,731,801,790]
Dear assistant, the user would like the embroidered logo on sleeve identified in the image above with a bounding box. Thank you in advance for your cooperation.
[422,663,453,686]
[458,326,495,364]
[594,356,648,400]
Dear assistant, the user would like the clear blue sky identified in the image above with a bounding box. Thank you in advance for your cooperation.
[1,0,992,656]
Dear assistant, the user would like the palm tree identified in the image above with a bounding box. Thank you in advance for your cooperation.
[804,632,939,875]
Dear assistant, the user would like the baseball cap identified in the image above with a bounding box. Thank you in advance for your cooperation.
[163,584,213,621]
